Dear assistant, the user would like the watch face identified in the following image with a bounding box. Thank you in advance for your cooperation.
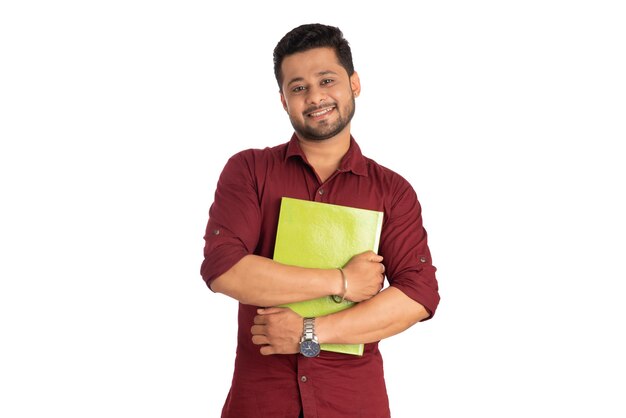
[300,340,321,357]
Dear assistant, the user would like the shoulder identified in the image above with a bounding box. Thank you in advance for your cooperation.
[365,156,416,196]
[224,141,288,170]
[362,155,423,220]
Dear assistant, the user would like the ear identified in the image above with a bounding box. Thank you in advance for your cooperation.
[280,91,288,112]
[350,71,361,98]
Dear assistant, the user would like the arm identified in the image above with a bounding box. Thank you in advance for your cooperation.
[251,286,428,355]
[316,286,429,344]
[211,251,385,307]
[211,255,339,307]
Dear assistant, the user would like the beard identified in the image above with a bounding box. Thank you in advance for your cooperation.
[289,96,356,141]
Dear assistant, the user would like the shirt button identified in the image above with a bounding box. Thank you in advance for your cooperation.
[419,256,427,263]
[213,229,220,235]
[300,375,308,383]
[318,189,324,195]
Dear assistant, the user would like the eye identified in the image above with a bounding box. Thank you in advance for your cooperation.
[321,79,334,85]
[291,85,306,93]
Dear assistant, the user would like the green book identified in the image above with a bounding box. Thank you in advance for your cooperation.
[273,197,384,356]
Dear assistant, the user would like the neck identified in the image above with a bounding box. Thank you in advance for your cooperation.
[297,130,351,183]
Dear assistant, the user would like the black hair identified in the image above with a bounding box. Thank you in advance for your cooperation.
[273,23,354,91]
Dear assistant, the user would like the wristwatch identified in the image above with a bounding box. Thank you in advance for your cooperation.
[299,317,321,357]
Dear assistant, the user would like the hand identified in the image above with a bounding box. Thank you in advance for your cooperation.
[251,307,302,355]
[342,251,385,302]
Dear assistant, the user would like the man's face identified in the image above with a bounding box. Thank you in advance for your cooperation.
[280,47,360,141]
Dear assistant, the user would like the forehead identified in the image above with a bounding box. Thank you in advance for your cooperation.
[281,47,347,84]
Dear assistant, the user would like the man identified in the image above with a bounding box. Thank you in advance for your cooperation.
[201,23,439,418]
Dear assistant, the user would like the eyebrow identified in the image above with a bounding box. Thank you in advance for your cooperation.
[286,70,339,87]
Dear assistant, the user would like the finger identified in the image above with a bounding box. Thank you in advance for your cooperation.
[250,324,266,336]
[251,335,269,346]
[366,250,382,258]
[253,315,267,325]
[260,345,275,356]
[359,250,380,260]
[257,307,285,315]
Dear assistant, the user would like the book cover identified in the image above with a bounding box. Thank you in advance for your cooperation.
[273,197,384,356]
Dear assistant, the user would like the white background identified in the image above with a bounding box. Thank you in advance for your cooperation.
[1,1,625,417]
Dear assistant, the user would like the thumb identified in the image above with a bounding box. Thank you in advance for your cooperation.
[257,307,283,315]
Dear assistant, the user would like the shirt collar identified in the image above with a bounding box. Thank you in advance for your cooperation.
[285,133,369,177]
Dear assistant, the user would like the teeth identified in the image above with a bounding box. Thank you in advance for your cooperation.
[310,107,333,117]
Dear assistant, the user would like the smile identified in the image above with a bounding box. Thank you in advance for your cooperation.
[307,106,335,117]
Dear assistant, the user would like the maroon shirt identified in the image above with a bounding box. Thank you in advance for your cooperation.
[201,134,439,418]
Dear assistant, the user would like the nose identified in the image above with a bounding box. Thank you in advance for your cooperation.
[306,85,327,106]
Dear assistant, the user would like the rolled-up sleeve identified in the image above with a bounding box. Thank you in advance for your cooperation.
[380,181,440,319]
[200,151,261,289]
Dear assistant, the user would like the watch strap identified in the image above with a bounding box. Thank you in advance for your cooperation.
[302,317,316,341]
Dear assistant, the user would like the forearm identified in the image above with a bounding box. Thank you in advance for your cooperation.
[210,254,342,307]
[316,287,430,345]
